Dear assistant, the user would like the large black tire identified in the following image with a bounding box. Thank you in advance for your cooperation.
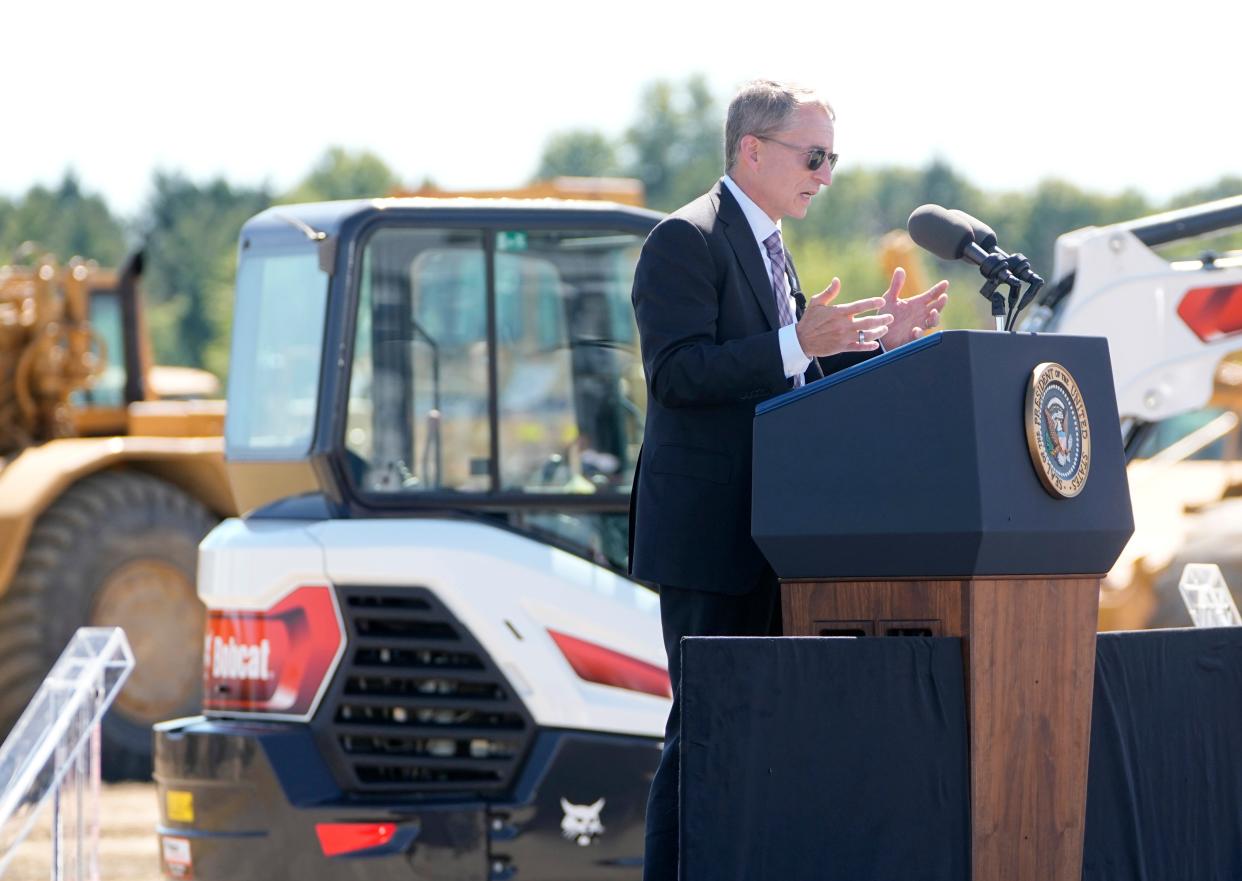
[0,469,217,780]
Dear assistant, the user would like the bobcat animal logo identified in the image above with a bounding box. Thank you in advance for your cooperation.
[560,797,605,846]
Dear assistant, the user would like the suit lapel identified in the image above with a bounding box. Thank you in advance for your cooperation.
[717,183,780,331]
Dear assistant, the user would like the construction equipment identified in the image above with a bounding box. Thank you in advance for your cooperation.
[154,197,666,879]
[0,250,235,779]
[394,175,646,206]
[877,229,930,298]
[1021,195,1242,629]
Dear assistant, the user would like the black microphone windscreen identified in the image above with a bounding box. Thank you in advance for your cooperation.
[949,209,998,252]
[907,204,974,262]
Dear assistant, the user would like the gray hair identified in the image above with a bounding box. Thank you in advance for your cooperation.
[724,80,835,172]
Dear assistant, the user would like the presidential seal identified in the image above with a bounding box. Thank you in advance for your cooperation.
[1025,362,1090,498]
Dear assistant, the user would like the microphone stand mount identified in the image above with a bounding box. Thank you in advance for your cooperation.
[1000,253,1045,331]
[973,253,1019,332]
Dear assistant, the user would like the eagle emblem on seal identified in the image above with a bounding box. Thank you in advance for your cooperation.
[1026,362,1091,498]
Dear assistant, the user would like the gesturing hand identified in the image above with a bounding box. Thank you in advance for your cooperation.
[794,278,894,358]
[882,268,950,349]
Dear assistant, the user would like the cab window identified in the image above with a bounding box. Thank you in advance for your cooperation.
[494,229,645,494]
[345,226,645,499]
[226,247,328,457]
[345,229,491,492]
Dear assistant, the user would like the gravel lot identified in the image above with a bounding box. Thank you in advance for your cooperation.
[4,782,161,881]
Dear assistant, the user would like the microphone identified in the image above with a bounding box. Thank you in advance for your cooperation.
[906,205,1019,286]
[947,208,1046,330]
[948,209,999,252]
[907,204,973,260]
[949,209,1043,286]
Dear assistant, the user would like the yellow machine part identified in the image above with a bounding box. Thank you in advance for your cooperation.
[127,399,226,438]
[1098,361,1242,630]
[224,459,320,515]
[0,436,236,598]
[0,258,104,452]
[877,230,931,298]
[394,176,646,207]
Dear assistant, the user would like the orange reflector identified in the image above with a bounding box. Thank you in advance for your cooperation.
[1178,284,1242,342]
[548,629,671,699]
[315,822,396,857]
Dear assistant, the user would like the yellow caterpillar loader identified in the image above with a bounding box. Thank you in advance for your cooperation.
[0,250,235,778]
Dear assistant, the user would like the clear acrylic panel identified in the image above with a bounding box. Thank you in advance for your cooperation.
[0,627,134,880]
[1178,563,1242,628]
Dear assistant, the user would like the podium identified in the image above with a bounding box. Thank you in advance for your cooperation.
[752,330,1134,881]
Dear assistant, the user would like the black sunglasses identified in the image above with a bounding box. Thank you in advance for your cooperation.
[756,135,839,172]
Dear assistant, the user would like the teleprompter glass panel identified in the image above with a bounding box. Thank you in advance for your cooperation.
[1178,563,1242,627]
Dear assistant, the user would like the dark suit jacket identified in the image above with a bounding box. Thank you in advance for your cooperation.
[629,180,874,594]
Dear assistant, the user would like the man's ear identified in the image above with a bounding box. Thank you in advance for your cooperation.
[739,134,762,170]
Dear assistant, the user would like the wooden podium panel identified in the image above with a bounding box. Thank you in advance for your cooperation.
[783,577,1100,881]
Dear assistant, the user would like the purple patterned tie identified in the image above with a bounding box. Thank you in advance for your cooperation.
[762,230,804,388]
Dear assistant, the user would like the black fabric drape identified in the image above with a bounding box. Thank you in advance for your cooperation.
[1082,628,1242,881]
[679,637,970,881]
[679,628,1242,881]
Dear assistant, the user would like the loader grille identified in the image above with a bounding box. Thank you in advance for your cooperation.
[323,586,534,796]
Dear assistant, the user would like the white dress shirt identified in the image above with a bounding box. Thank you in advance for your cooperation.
[721,175,813,380]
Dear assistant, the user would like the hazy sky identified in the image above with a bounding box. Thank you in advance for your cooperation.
[4,0,1239,217]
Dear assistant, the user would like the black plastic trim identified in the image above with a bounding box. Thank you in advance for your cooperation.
[247,493,333,521]
[311,585,538,799]
[1032,270,1077,319]
[485,229,502,492]
[154,714,659,880]
[1123,419,1156,464]
[332,490,631,514]
[1124,195,1242,248]
[119,250,147,404]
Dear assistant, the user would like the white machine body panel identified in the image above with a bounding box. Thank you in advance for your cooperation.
[1049,228,1242,422]
[198,518,329,610]
[198,516,668,739]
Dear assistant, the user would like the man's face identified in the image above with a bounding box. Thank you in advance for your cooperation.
[751,104,835,221]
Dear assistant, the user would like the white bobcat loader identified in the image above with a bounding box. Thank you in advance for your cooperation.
[1022,195,1242,628]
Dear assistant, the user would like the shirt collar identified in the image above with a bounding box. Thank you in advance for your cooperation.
[722,175,781,246]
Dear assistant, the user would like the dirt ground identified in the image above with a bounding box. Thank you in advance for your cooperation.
[4,782,161,881]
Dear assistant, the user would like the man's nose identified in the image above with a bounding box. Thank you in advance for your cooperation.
[812,164,833,187]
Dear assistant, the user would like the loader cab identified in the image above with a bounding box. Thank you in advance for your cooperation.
[72,254,223,433]
[0,255,147,439]
[225,199,661,572]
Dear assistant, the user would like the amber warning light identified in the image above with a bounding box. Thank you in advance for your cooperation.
[203,585,344,717]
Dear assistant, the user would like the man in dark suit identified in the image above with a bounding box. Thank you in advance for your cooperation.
[629,80,949,880]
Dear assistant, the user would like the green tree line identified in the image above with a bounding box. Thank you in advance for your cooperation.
[538,76,1241,330]
[0,148,400,378]
[2,76,1238,381]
